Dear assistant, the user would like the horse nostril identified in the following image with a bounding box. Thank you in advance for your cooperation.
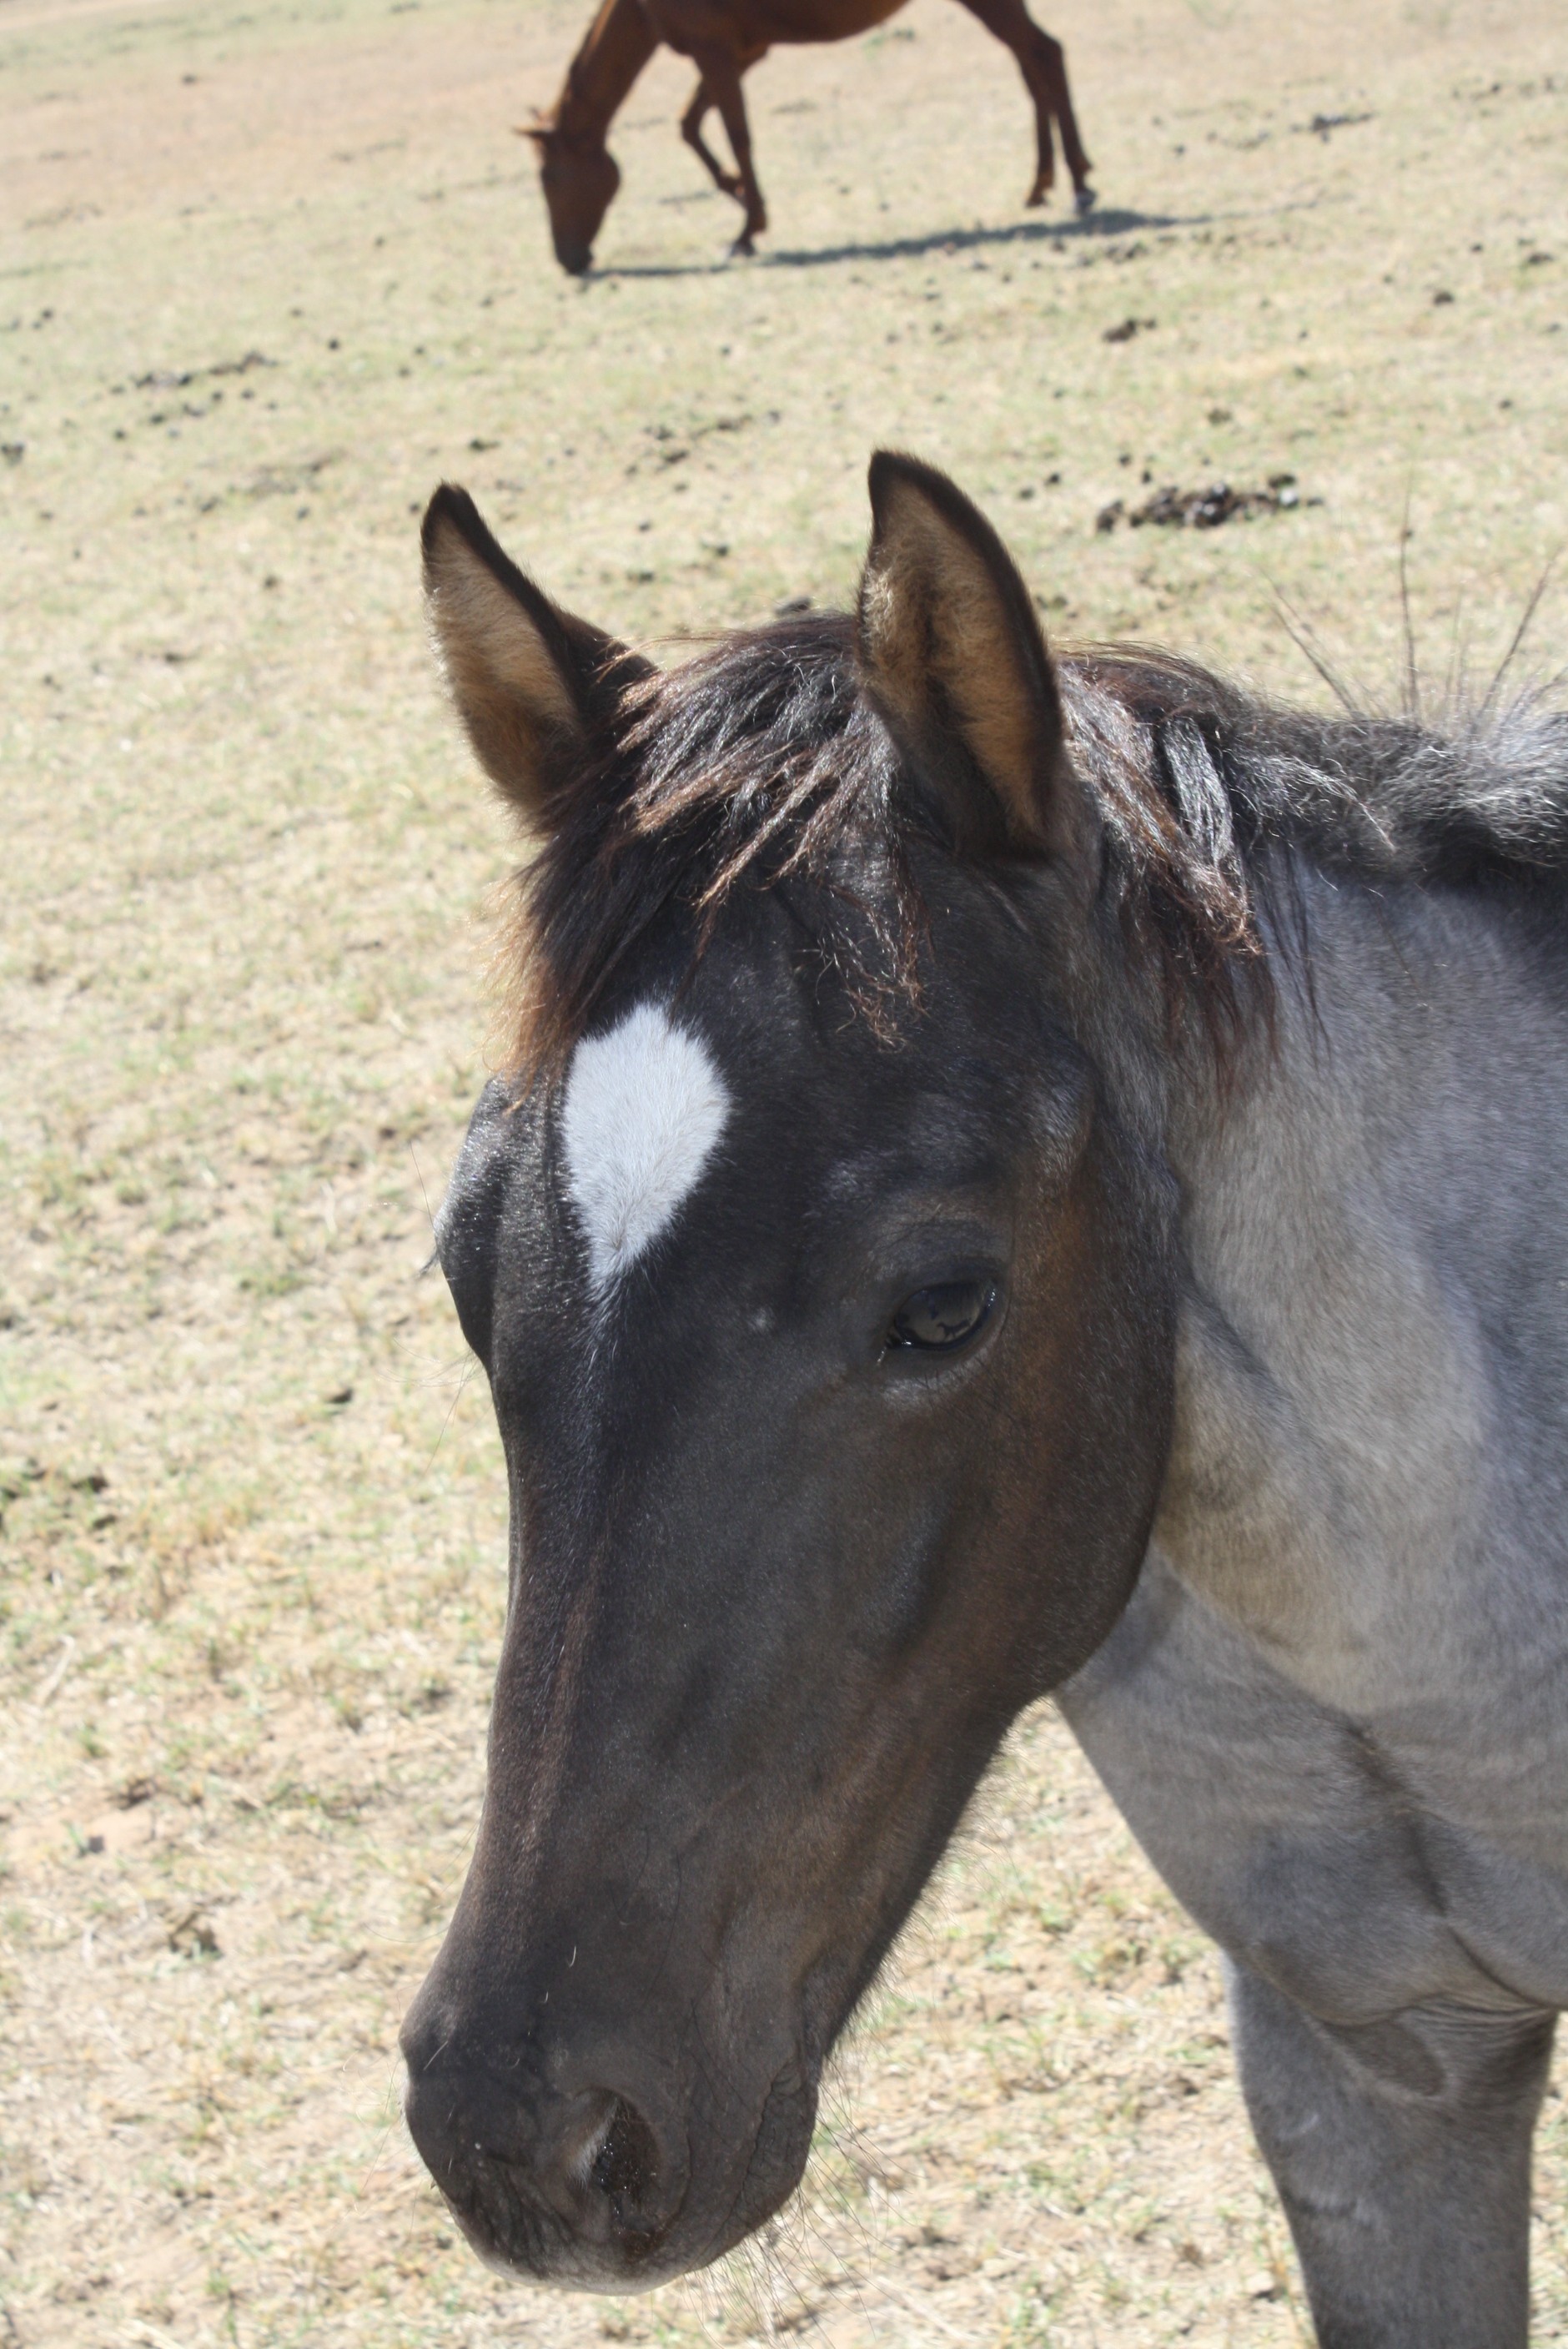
[590,2095,661,2220]
[555,239,592,276]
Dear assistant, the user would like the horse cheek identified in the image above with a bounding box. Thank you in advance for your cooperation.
[1013,1163,1175,1691]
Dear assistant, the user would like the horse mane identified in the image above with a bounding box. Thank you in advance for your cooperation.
[505,611,1568,1078]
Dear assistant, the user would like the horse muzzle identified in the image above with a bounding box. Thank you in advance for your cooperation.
[553,235,593,276]
[400,1985,816,2289]
[402,2060,681,2286]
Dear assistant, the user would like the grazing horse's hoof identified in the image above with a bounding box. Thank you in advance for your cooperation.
[1075,185,1098,217]
[730,232,757,259]
[1026,175,1049,209]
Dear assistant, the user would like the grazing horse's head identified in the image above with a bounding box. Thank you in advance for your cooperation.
[402,455,1181,2290]
[522,113,620,275]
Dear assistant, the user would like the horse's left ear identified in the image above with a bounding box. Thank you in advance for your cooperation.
[422,484,651,833]
[858,451,1088,868]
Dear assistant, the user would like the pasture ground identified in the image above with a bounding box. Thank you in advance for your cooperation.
[3,0,1567,2341]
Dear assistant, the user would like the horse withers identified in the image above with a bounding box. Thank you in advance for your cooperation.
[404,453,1568,2346]
[525,0,1093,273]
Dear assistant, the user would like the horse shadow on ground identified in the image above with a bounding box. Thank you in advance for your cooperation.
[596,207,1204,279]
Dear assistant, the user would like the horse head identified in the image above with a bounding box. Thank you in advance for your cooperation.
[401,455,1179,2289]
[520,111,620,275]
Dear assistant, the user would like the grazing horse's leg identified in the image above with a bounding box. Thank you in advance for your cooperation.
[1229,1965,1553,2348]
[681,76,743,199]
[951,0,1093,212]
[686,43,766,254]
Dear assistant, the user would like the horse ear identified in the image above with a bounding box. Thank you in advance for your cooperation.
[857,451,1083,865]
[422,484,650,832]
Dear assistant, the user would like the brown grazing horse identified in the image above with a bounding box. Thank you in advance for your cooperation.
[522,0,1094,274]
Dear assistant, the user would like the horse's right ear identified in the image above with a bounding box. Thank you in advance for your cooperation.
[422,485,650,832]
[857,452,1091,873]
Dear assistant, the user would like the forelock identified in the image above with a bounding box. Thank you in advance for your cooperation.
[502,616,925,1079]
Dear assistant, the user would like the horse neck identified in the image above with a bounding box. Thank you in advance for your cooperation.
[1149,855,1568,1697]
[1163,858,1483,1315]
[554,0,657,143]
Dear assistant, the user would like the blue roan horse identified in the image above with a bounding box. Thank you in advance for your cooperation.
[403,451,1568,2346]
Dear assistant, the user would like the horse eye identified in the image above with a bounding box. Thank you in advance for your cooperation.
[887,1280,997,1353]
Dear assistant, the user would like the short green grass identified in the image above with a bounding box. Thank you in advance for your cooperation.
[2,0,1565,2341]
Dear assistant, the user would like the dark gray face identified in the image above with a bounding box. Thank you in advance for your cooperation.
[400,880,1177,2290]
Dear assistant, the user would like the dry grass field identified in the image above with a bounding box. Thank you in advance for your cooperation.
[3,0,1567,2341]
